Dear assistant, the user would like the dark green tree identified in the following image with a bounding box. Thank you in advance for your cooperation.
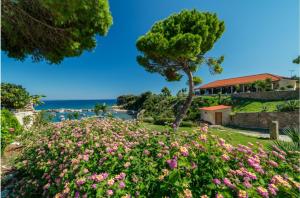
[94,104,102,116]
[136,9,225,129]
[94,103,107,116]
[293,56,300,64]
[1,83,31,110]
[161,87,172,97]
[2,0,112,64]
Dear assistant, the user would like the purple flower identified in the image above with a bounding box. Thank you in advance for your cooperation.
[75,192,80,198]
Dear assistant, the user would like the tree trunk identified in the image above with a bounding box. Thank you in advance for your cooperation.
[173,69,194,130]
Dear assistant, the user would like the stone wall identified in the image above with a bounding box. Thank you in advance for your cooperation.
[232,90,299,101]
[230,111,299,129]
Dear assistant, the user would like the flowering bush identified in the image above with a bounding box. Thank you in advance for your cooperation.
[12,119,300,197]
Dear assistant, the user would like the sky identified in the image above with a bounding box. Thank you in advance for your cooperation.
[1,0,299,100]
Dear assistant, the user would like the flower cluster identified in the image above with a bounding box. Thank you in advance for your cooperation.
[11,119,300,197]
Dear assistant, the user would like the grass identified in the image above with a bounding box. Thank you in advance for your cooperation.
[141,122,272,148]
[232,99,300,113]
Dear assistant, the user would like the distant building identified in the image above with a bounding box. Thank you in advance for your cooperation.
[194,73,297,95]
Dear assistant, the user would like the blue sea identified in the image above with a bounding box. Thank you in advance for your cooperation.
[35,99,133,122]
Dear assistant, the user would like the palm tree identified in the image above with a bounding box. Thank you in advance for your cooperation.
[271,127,300,153]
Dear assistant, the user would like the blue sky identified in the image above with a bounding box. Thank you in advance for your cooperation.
[1,0,299,99]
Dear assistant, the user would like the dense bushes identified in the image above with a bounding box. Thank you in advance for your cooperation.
[1,109,22,150]
[118,91,229,124]
[11,119,300,197]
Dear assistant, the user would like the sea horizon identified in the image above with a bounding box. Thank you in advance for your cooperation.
[36,99,117,110]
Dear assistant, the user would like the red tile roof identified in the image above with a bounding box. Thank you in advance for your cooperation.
[199,105,232,111]
[195,73,284,89]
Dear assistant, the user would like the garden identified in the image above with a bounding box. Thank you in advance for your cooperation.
[2,118,299,197]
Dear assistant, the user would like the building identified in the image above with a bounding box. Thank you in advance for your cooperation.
[195,73,297,95]
[199,105,232,125]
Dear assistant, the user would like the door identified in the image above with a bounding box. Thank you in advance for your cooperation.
[215,112,222,125]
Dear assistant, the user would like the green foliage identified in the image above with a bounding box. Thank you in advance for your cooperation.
[136,10,225,81]
[1,109,22,150]
[32,110,53,128]
[276,100,299,112]
[293,56,300,64]
[161,87,172,97]
[2,0,113,64]
[94,103,108,116]
[261,105,268,112]
[280,87,286,91]
[1,83,31,110]
[286,84,294,89]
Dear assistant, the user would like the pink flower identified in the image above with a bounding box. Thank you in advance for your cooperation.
[268,184,278,196]
[243,180,252,188]
[91,184,97,189]
[180,146,189,157]
[119,181,126,189]
[107,179,114,186]
[257,187,269,198]
[107,190,114,196]
[167,157,178,169]
[223,178,235,189]
[268,160,278,168]
[212,179,221,185]
[215,193,224,198]
[143,150,150,156]
[221,154,230,161]
[83,154,89,161]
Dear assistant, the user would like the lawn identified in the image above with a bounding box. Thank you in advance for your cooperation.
[141,123,272,148]
[232,99,299,112]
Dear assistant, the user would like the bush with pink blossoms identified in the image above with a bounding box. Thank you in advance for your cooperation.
[10,119,300,197]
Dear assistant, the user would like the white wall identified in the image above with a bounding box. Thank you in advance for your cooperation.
[278,79,297,90]
[14,111,34,127]
[200,108,232,125]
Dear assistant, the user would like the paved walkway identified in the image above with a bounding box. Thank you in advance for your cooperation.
[210,125,292,142]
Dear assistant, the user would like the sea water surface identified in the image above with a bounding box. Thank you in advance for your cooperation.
[35,99,132,122]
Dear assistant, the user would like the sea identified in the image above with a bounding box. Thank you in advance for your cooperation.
[35,99,133,122]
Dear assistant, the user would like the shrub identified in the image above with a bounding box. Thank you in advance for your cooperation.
[261,105,268,112]
[142,117,154,123]
[12,119,300,197]
[279,87,285,91]
[286,85,294,89]
[276,100,299,112]
[153,117,174,125]
[1,109,22,150]
[180,121,196,127]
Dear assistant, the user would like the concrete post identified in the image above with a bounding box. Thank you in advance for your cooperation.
[269,121,279,140]
[231,86,233,94]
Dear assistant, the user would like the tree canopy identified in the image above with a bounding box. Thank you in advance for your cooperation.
[293,56,300,64]
[136,9,225,128]
[161,87,172,97]
[2,0,113,64]
[1,83,31,110]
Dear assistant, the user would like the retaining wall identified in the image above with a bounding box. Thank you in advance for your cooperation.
[230,111,299,129]
[232,90,299,101]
